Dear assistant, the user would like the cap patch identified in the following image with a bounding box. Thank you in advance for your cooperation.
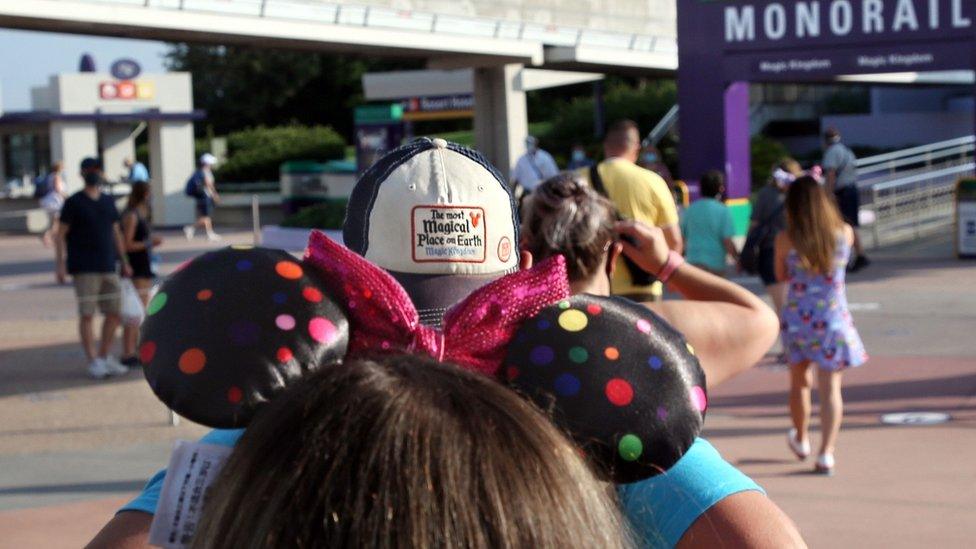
[412,205,486,263]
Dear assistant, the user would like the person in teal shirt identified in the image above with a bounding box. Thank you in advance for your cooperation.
[681,170,739,275]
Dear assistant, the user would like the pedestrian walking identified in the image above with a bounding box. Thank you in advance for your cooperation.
[183,153,221,241]
[119,181,162,367]
[822,128,870,272]
[680,170,738,275]
[123,157,150,184]
[511,135,559,194]
[579,119,682,302]
[55,157,133,379]
[775,175,868,475]
[37,161,66,248]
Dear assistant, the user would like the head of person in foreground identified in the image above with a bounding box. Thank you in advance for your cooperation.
[192,353,632,549]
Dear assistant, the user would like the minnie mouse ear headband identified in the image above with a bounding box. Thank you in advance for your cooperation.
[505,295,707,484]
[140,234,570,427]
[772,168,797,188]
[140,246,350,428]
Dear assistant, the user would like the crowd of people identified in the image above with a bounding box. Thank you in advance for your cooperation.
[71,122,876,548]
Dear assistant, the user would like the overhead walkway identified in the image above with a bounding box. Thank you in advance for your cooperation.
[0,0,677,71]
[856,136,974,248]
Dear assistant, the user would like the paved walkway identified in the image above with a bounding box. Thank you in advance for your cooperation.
[0,230,973,547]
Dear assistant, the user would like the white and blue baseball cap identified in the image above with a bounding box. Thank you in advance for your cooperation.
[343,137,520,325]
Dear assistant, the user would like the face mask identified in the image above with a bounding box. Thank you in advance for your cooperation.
[642,153,658,164]
[572,150,586,162]
[83,172,101,186]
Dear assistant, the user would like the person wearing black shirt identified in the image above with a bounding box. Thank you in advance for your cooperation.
[56,157,134,379]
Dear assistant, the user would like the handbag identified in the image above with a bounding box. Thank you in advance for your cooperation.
[120,278,145,326]
[739,201,784,275]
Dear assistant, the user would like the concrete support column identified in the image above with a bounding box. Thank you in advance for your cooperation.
[473,64,528,179]
[100,124,136,183]
[148,120,195,226]
[50,122,98,193]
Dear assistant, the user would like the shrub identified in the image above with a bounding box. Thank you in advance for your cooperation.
[750,135,792,192]
[280,199,348,230]
[540,81,677,168]
[216,125,345,183]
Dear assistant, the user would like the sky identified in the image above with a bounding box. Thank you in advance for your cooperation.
[0,29,169,111]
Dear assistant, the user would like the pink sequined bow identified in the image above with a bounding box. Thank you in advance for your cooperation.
[304,230,569,377]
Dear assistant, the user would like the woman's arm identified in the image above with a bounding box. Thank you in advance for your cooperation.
[677,491,806,549]
[121,212,146,253]
[616,221,779,389]
[54,173,66,196]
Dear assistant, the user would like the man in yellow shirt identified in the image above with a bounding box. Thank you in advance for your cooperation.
[580,120,682,301]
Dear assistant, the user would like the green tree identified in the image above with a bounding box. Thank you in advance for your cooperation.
[164,44,421,139]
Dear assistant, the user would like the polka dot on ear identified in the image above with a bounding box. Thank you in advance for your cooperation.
[302,287,323,303]
[604,346,620,360]
[554,373,581,396]
[275,314,296,331]
[648,356,663,370]
[506,366,519,381]
[228,320,260,346]
[275,261,303,280]
[231,245,253,250]
[536,318,551,330]
[196,289,213,301]
[529,345,555,365]
[605,378,634,406]
[227,386,243,404]
[686,342,696,355]
[558,310,588,332]
[568,346,588,364]
[276,347,293,363]
[309,317,337,344]
[586,303,602,315]
[236,259,253,271]
[178,348,206,374]
[138,341,156,364]
[657,406,669,420]
[272,292,287,305]
[618,434,644,461]
[558,300,571,310]
[146,292,167,315]
[636,319,651,334]
[690,386,707,412]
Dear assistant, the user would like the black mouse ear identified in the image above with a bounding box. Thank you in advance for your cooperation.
[504,295,706,483]
[140,246,349,428]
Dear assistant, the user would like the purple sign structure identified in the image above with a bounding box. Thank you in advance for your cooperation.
[677,0,976,200]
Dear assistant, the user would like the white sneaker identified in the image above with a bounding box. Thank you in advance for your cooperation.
[88,358,111,379]
[206,232,222,242]
[815,453,835,476]
[103,356,130,376]
[183,225,195,240]
[787,428,810,460]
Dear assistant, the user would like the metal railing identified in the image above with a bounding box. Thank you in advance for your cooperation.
[856,136,974,248]
[81,0,677,54]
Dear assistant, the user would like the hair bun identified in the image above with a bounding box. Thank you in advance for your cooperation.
[504,295,706,483]
[140,246,349,428]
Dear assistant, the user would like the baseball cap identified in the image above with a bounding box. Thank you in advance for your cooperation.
[343,137,520,325]
[199,153,217,166]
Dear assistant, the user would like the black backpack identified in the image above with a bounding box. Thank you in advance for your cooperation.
[739,202,784,275]
[588,164,656,287]
[33,174,51,199]
[184,172,205,198]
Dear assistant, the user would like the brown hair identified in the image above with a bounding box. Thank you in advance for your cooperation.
[192,354,632,549]
[604,119,640,149]
[125,181,150,211]
[521,173,617,282]
[785,176,845,275]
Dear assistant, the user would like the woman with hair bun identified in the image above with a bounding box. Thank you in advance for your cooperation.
[521,173,805,548]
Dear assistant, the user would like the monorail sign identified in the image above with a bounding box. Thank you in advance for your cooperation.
[676,0,975,201]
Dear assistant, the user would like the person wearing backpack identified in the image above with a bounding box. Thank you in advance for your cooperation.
[183,153,221,241]
[37,161,66,247]
[744,159,803,323]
